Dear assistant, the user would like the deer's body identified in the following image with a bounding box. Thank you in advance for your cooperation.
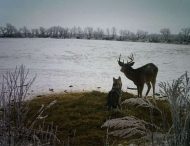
[118,54,158,98]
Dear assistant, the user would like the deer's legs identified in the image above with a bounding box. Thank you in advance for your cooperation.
[139,84,144,98]
[151,80,156,98]
[137,86,140,97]
[151,81,157,103]
[145,82,151,97]
[137,86,139,97]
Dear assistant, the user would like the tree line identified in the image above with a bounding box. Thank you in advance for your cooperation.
[0,23,190,44]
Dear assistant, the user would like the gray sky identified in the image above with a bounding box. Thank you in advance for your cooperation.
[0,0,190,33]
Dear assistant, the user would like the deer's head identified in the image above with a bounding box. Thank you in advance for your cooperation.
[118,54,135,73]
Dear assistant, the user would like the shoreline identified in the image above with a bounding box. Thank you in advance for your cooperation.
[28,91,171,146]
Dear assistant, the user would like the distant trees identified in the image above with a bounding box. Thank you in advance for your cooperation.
[84,27,93,39]
[39,27,46,37]
[111,27,117,40]
[1,23,18,37]
[0,23,190,44]
[94,27,104,40]
[136,30,148,41]
[160,28,171,42]
[148,34,161,43]
[178,27,190,44]
[0,26,6,37]
[19,26,31,37]
[105,28,110,40]
[119,30,136,41]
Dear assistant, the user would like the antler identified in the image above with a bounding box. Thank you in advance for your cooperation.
[127,53,134,63]
[118,54,125,66]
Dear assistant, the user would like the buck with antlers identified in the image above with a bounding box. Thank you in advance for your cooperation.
[118,54,158,98]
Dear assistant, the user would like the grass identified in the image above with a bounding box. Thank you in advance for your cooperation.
[28,91,172,146]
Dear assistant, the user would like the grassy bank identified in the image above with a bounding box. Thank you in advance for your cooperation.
[28,91,172,146]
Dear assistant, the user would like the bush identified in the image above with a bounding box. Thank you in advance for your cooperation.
[0,65,59,146]
[159,72,190,146]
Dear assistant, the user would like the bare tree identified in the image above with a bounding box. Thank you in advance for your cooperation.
[136,30,148,41]
[19,26,31,37]
[75,27,83,39]
[47,26,57,38]
[119,29,137,41]
[119,29,130,41]
[63,27,69,38]
[70,26,78,38]
[105,28,110,40]
[111,27,117,40]
[160,28,171,42]
[31,29,39,37]
[0,65,60,146]
[179,28,190,44]
[5,23,18,37]
[93,27,104,40]
[0,26,6,37]
[84,27,93,39]
[39,27,46,37]
[58,26,64,38]
[48,26,61,38]
[148,33,161,43]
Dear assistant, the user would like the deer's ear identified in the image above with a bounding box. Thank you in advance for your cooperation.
[113,77,116,81]
[118,76,121,80]
[129,62,135,66]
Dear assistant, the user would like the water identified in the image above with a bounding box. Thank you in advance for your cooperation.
[0,38,190,96]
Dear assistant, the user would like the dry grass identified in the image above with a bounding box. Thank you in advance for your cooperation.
[28,91,172,146]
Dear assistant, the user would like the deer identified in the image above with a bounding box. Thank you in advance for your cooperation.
[118,54,158,99]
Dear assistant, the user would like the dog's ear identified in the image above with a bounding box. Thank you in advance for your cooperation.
[118,76,121,80]
[113,77,116,83]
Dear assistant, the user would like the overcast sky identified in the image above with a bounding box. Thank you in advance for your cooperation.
[0,0,190,33]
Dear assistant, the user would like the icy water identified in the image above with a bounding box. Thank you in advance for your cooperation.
[0,38,190,96]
